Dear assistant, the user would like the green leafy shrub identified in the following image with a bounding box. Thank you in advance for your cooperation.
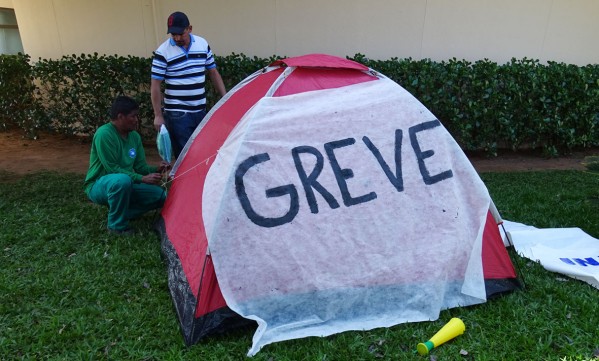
[32,53,153,139]
[0,53,39,136]
[1,52,597,155]
[350,55,599,155]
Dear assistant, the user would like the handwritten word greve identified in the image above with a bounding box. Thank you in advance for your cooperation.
[235,119,453,228]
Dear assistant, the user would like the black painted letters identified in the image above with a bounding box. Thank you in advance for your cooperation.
[234,119,453,228]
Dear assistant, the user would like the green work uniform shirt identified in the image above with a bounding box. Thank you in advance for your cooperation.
[84,123,157,196]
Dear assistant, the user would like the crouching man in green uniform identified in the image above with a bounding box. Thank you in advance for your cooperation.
[84,96,169,235]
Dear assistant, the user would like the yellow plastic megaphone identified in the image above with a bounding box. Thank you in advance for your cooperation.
[417,317,466,355]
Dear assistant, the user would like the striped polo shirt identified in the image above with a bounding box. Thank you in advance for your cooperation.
[151,34,217,112]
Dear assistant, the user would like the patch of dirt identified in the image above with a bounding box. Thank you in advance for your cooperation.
[0,130,162,175]
[466,149,591,173]
[0,130,594,175]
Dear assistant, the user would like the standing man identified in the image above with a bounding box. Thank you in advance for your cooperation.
[151,11,227,158]
[85,96,168,235]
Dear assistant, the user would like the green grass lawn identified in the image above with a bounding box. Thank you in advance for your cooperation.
[1,170,598,360]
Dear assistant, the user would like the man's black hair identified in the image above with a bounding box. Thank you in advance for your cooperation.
[110,95,139,119]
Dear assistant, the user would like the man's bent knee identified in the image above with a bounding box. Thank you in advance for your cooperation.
[107,174,133,193]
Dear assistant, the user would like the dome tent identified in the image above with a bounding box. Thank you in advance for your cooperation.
[155,54,519,356]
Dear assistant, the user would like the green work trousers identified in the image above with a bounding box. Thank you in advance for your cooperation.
[88,173,166,231]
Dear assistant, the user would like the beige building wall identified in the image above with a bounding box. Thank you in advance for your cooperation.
[10,0,599,65]
[12,0,158,60]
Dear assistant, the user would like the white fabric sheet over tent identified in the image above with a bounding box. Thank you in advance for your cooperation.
[502,221,599,289]
[203,78,492,355]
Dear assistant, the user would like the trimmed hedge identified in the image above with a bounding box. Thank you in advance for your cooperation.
[1,52,597,155]
[0,53,37,136]
[350,54,599,155]
[33,53,154,139]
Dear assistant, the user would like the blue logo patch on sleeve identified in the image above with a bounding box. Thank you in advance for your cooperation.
[128,148,137,158]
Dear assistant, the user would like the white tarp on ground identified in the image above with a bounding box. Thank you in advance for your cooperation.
[502,221,599,289]
[203,79,492,355]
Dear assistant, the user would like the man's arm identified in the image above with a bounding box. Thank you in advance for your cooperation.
[131,134,163,185]
[151,78,165,131]
[207,67,227,97]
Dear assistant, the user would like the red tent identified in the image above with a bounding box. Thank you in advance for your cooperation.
[156,54,519,351]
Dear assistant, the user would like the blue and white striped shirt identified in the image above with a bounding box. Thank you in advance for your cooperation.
[151,34,217,112]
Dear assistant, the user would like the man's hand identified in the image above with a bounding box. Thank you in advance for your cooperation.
[153,114,165,132]
[141,173,163,185]
[157,161,171,174]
